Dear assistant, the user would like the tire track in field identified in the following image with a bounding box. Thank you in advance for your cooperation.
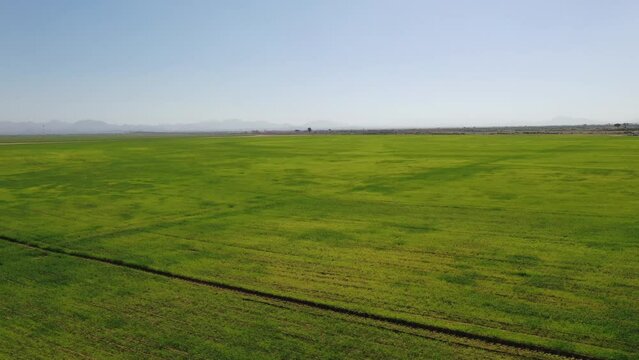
[0,235,604,360]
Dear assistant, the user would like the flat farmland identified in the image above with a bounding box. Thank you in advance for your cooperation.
[1,134,638,359]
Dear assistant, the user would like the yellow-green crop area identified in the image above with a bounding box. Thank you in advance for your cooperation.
[1,134,638,359]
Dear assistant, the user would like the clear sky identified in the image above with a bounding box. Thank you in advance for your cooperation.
[1,0,638,127]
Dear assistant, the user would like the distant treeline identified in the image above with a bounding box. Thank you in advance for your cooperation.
[246,123,639,136]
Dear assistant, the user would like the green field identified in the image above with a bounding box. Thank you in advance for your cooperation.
[1,134,638,359]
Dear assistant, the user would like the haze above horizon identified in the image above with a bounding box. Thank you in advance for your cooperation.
[1,0,638,127]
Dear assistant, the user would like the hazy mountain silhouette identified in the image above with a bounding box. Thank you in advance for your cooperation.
[0,119,345,135]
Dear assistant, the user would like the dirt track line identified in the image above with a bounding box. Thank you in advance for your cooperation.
[0,235,601,360]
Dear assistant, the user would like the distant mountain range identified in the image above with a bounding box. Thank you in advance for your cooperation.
[2,117,635,135]
[0,119,345,135]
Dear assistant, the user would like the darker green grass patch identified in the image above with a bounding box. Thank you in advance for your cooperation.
[507,254,541,267]
[578,167,636,177]
[440,271,478,286]
[525,274,566,291]
[119,212,134,220]
[485,191,518,201]
[297,228,355,247]
[394,223,435,233]
[351,182,396,194]
[512,271,531,277]
[103,316,127,329]
[404,162,498,183]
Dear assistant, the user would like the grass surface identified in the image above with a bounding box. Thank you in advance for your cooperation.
[1,243,519,359]
[1,134,638,359]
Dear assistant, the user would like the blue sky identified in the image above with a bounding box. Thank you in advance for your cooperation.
[1,0,638,127]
